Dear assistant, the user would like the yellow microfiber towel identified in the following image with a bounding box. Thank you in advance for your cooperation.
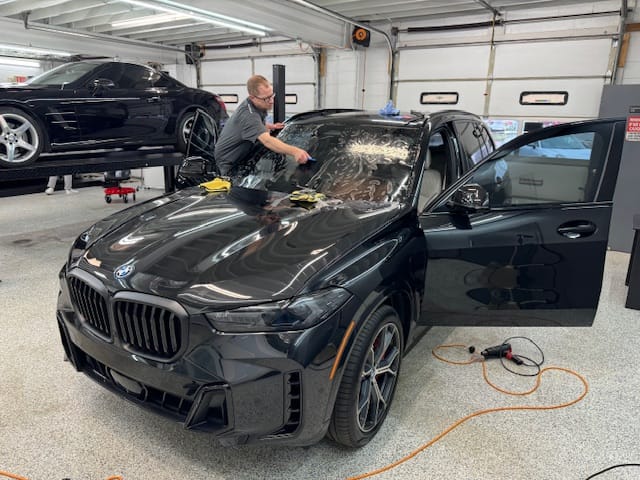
[199,177,231,193]
[289,188,326,204]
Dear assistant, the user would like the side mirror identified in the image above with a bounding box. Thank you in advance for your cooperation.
[90,78,116,94]
[447,183,489,212]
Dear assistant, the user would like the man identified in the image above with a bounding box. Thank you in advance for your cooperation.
[45,175,77,195]
[214,75,310,176]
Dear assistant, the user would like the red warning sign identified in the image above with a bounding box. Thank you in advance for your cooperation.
[627,115,640,141]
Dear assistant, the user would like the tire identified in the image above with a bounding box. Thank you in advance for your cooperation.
[328,305,404,447]
[0,107,44,168]
[123,195,128,203]
[175,111,196,153]
[105,195,112,203]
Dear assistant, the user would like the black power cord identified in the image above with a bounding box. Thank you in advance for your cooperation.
[498,336,544,377]
[585,463,640,479]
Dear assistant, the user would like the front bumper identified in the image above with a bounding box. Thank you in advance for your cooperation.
[56,268,353,446]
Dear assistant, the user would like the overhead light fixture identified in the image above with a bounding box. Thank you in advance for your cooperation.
[111,12,189,28]
[0,57,41,68]
[0,43,72,57]
[117,0,270,36]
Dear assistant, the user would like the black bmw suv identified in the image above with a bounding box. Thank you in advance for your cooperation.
[56,108,624,447]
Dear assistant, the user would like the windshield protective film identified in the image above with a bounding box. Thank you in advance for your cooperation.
[235,122,420,204]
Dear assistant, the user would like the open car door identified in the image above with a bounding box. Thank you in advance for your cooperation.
[175,108,219,189]
[419,118,626,327]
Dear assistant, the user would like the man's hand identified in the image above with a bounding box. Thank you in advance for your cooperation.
[291,147,310,164]
[266,122,285,131]
[258,132,311,164]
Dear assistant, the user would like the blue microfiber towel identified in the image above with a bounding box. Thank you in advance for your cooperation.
[379,100,400,116]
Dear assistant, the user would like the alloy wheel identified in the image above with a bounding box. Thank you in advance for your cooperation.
[357,322,401,433]
[0,112,40,165]
[181,114,195,144]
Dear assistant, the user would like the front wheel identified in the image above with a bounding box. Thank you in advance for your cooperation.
[0,107,44,168]
[175,111,196,153]
[328,305,404,447]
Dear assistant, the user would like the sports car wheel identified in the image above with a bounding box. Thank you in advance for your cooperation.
[176,111,196,153]
[328,305,403,447]
[0,107,44,168]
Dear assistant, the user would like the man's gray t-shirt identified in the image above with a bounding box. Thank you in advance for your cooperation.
[214,98,267,175]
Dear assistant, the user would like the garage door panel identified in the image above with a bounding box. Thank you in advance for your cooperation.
[201,59,252,85]
[395,80,486,115]
[398,46,491,80]
[200,86,245,113]
[493,39,612,77]
[254,55,316,84]
[489,78,605,117]
[282,84,315,116]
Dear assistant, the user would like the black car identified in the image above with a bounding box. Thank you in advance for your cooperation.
[55,109,624,447]
[0,60,227,168]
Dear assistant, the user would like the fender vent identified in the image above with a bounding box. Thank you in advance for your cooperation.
[266,371,302,438]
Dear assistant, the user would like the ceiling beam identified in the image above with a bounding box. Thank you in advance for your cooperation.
[43,4,141,26]
[0,0,75,17]
[24,1,105,22]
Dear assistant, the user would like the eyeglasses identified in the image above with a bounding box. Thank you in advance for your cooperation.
[254,93,276,102]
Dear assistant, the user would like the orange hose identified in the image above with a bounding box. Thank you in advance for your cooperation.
[0,471,28,480]
[346,344,589,480]
[0,472,123,480]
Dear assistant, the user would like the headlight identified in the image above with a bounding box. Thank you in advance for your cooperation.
[68,230,91,266]
[206,288,351,333]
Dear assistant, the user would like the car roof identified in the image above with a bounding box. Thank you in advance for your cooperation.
[286,108,484,129]
[67,60,153,69]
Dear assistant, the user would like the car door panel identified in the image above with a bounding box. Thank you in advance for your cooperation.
[421,205,612,326]
[419,119,624,327]
[72,64,168,144]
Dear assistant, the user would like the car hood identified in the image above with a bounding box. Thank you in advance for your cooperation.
[74,189,403,309]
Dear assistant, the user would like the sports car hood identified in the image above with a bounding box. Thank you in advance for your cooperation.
[72,188,403,309]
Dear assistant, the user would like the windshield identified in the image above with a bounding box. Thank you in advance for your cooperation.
[235,122,420,204]
[27,62,97,86]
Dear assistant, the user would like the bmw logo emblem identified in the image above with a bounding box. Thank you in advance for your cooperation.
[114,264,135,279]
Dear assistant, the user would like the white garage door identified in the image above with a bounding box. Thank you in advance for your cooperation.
[199,54,316,117]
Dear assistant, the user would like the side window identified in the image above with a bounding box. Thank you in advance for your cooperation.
[150,72,174,88]
[90,63,125,87]
[465,126,612,207]
[119,65,156,89]
[454,120,494,166]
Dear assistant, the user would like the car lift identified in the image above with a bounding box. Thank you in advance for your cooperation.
[0,147,183,196]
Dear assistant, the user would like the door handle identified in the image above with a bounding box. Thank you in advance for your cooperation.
[147,96,161,103]
[557,222,597,239]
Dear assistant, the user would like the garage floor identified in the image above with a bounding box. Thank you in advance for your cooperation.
[1,186,639,480]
